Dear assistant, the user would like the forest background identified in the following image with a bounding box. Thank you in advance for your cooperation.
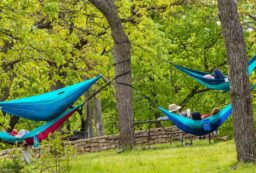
[0,0,256,149]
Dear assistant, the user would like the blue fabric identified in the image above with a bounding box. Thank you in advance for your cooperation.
[0,105,81,144]
[213,69,225,80]
[248,55,256,75]
[0,75,101,121]
[158,104,232,136]
[202,119,211,131]
[174,55,256,91]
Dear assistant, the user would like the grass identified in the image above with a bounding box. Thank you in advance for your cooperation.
[66,140,256,173]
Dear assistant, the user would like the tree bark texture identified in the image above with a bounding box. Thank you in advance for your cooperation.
[217,0,256,162]
[79,106,86,137]
[7,117,19,132]
[85,92,93,138]
[93,90,104,136]
[89,0,134,149]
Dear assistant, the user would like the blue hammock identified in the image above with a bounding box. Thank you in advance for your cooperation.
[0,75,101,121]
[0,104,81,145]
[174,55,256,91]
[158,104,232,136]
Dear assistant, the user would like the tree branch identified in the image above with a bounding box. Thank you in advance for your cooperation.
[245,13,256,22]
[179,86,210,107]
[2,59,21,71]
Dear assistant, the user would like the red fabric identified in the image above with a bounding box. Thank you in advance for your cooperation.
[201,114,211,119]
[10,129,18,136]
[25,108,78,145]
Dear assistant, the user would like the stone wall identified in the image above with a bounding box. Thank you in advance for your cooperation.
[0,126,185,157]
[64,126,184,153]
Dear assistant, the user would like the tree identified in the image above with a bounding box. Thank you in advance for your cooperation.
[217,0,256,162]
[94,90,104,136]
[89,0,134,150]
[85,92,93,138]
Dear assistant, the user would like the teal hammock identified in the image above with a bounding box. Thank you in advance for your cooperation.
[159,104,232,136]
[0,75,101,121]
[174,55,256,91]
[0,104,82,145]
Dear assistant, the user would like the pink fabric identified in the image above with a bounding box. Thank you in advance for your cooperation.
[15,129,29,138]
[25,108,78,145]
[203,74,215,79]
[201,113,211,119]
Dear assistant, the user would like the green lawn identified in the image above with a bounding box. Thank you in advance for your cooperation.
[66,140,256,173]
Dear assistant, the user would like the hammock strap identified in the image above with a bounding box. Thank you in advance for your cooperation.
[33,136,40,148]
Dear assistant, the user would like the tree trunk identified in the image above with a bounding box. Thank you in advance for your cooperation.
[85,92,93,138]
[7,117,19,132]
[89,0,134,150]
[217,0,256,162]
[2,75,17,132]
[79,107,86,138]
[66,120,71,132]
[154,112,162,128]
[93,90,104,136]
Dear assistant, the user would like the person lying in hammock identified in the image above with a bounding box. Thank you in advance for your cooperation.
[201,107,220,119]
[200,107,220,139]
[182,107,221,120]
[186,107,221,120]
[203,68,228,81]
[157,103,200,120]
[10,129,30,138]
[157,104,220,121]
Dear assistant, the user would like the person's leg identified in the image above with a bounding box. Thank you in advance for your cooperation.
[213,69,225,80]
